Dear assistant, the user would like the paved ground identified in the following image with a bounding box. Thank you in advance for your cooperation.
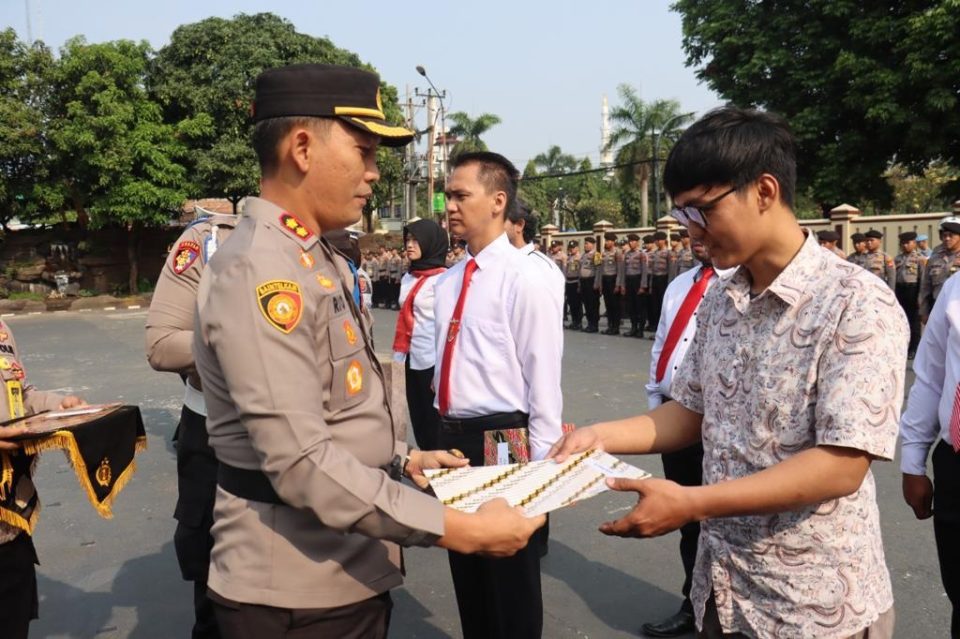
[6,307,949,638]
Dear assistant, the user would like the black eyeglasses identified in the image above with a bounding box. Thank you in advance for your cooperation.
[669,186,737,228]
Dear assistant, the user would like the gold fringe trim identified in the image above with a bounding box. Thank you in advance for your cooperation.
[0,452,12,501]
[22,430,139,519]
[0,500,40,535]
[135,435,148,453]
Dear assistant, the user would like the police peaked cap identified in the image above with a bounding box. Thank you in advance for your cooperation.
[626,233,640,241]
[584,236,596,244]
[642,235,654,243]
[253,64,414,147]
[817,230,839,242]
[865,229,883,239]
[604,232,617,241]
[567,240,579,248]
[851,233,866,243]
[940,216,960,234]
[898,231,917,242]
[678,229,689,238]
[653,231,667,240]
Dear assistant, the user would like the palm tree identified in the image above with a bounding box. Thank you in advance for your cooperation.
[532,145,577,175]
[605,84,692,227]
[448,111,502,155]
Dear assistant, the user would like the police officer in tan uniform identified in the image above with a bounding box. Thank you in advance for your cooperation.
[816,229,846,258]
[596,232,625,335]
[146,211,238,638]
[579,236,601,333]
[649,231,672,331]
[0,321,84,638]
[847,232,867,267]
[192,64,542,638]
[622,233,649,338]
[564,240,583,330]
[862,229,896,289]
[387,248,403,308]
[920,216,960,322]
[675,229,695,276]
[894,231,926,359]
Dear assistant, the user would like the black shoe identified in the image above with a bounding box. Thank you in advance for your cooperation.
[634,331,645,339]
[583,325,598,334]
[602,327,618,335]
[640,610,695,637]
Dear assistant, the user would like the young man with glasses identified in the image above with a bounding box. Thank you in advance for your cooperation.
[551,106,905,639]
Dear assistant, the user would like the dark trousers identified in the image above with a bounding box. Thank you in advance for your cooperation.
[896,282,921,354]
[580,277,600,329]
[601,275,621,330]
[210,589,392,639]
[0,532,38,639]
[371,280,382,307]
[933,440,960,638]
[439,425,543,639]
[650,274,669,331]
[565,280,583,327]
[624,275,645,329]
[661,441,704,614]
[174,405,221,639]
[405,361,441,451]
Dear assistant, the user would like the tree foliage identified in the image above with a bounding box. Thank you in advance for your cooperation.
[672,0,960,208]
[448,111,501,155]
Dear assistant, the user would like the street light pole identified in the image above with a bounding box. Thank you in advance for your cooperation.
[416,65,448,223]
[652,111,695,222]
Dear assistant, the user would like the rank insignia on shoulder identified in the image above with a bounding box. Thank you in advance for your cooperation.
[173,241,201,275]
[343,320,358,346]
[346,360,363,396]
[256,280,303,334]
[299,251,315,269]
[316,274,336,291]
[279,213,314,240]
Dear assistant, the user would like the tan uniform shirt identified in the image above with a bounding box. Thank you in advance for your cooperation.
[0,321,64,544]
[920,245,960,317]
[564,252,581,282]
[862,250,897,290]
[650,248,672,277]
[595,248,625,288]
[579,249,599,279]
[895,250,925,285]
[623,248,649,288]
[847,251,867,268]
[194,197,444,609]
[676,247,695,275]
[146,214,238,376]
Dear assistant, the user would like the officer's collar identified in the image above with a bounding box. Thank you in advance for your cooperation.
[243,197,319,249]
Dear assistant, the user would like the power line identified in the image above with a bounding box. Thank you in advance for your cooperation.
[519,157,653,182]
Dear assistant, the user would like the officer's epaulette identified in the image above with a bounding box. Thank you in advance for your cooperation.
[186,212,238,230]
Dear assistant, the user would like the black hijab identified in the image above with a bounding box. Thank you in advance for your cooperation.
[404,219,449,271]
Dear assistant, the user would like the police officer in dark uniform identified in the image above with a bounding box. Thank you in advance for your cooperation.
[564,240,583,330]
[597,232,625,335]
[648,231,672,332]
[622,233,649,338]
[580,236,601,333]
[895,231,925,359]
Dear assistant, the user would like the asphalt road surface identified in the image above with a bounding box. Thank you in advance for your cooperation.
[5,307,949,638]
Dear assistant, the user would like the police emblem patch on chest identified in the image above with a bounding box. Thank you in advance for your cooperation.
[173,241,201,275]
[256,280,303,334]
[346,360,363,396]
[343,319,358,345]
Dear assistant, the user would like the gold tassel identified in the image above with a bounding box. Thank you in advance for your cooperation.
[0,501,40,535]
[135,436,148,453]
[0,452,12,501]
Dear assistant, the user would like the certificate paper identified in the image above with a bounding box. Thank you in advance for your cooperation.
[423,450,650,517]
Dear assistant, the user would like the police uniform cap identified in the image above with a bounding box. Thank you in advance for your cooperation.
[817,230,839,242]
[898,231,917,243]
[670,233,681,241]
[642,235,654,243]
[865,229,883,239]
[584,236,596,245]
[550,240,563,248]
[917,234,929,242]
[253,64,414,147]
[653,231,667,241]
[940,216,960,235]
[604,232,617,241]
[678,229,689,238]
[567,240,579,248]
[851,232,866,243]
[627,233,640,241]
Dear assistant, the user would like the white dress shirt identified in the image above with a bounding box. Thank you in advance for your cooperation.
[646,262,735,409]
[396,271,440,370]
[900,271,960,474]
[433,233,564,460]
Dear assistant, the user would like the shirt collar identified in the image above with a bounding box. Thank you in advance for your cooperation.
[243,196,320,250]
[467,232,511,270]
[724,230,823,310]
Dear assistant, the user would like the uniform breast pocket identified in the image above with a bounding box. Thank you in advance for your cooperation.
[328,314,370,410]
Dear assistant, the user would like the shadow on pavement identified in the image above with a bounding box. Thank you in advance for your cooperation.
[389,587,455,638]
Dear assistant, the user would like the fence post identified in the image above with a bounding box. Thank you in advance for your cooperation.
[540,223,558,251]
[829,204,860,251]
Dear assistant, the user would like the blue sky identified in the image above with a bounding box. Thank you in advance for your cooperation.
[2,0,723,170]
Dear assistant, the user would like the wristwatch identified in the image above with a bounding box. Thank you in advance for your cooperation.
[386,451,414,481]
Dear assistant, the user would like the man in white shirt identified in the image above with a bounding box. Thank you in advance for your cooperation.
[900,271,960,637]
[642,239,731,637]
[434,151,562,639]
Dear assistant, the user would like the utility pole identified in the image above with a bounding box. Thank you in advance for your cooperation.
[403,87,417,222]
[425,93,436,220]
[24,0,33,44]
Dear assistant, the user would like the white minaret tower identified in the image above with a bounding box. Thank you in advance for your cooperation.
[600,95,613,168]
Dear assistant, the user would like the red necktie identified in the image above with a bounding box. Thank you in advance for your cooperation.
[949,382,960,453]
[392,268,447,355]
[655,266,715,383]
[438,259,479,415]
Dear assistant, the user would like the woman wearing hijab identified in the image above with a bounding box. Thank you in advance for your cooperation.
[393,219,449,451]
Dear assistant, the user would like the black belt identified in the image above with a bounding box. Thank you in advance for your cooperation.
[440,411,529,434]
[217,463,284,505]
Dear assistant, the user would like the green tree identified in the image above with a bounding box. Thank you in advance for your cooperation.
[46,37,196,293]
[0,29,54,228]
[886,160,960,214]
[605,84,691,226]
[448,111,501,155]
[672,0,960,208]
[149,12,407,213]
